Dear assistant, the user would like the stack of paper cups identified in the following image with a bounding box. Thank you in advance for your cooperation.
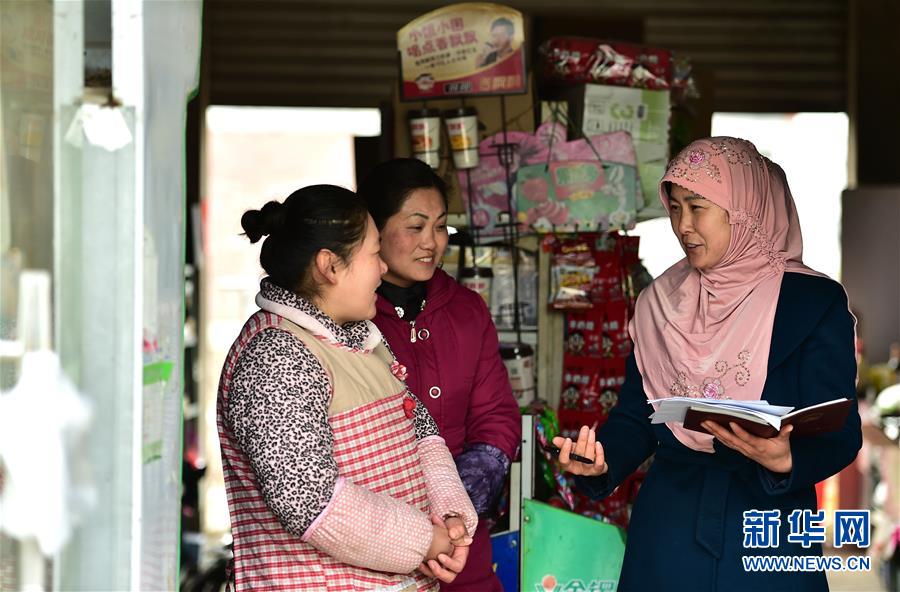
[444,107,479,169]
[407,109,442,169]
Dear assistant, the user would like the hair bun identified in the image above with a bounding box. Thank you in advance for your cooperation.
[241,200,286,243]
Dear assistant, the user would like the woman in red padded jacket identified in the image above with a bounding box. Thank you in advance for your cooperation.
[359,159,522,592]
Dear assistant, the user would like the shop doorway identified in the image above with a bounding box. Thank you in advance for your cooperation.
[193,106,381,543]
[630,113,849,280]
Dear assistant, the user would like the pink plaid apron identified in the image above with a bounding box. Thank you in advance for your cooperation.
[218,311,436,591]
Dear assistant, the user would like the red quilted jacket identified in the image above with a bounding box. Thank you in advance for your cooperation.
[373,269,521,591]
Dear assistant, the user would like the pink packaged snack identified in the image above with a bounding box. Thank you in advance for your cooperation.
[519,123,639,168]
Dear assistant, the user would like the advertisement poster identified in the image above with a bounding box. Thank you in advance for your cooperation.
[397,3,526,100]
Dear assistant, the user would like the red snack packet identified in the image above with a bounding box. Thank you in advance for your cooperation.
[549,236,597,310]
[538,37,672,90]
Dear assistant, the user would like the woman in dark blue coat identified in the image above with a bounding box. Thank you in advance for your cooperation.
[554,137,861,592]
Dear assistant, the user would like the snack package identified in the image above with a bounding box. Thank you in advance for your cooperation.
[515,123,642,228]
[549,236,597,310]
[561,353,625,413]
[589,250,626,303]
[518,123,639,169]
[549,232,638,310]
[517,161,640,232]
[538,37,672,90]
[560,356,604,412]
[564,305,629,359]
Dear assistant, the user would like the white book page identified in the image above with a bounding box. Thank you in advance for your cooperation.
[649,397,794,415]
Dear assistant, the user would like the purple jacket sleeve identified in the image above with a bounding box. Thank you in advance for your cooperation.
[464,298,522,462]
[455,443,510,516]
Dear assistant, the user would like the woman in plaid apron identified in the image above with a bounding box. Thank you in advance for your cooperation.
[217,185,477,591]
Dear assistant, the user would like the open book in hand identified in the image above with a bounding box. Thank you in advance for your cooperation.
[649,397,853,439]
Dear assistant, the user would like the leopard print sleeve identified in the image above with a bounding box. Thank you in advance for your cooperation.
[380,336,439,440]
[226,327,336,537]
[411,390,439,440]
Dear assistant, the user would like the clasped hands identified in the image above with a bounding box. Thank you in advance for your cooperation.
[420,514,472,583]
[552,422,793,476]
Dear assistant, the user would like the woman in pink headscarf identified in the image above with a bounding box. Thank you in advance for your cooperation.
[553,137,861,591]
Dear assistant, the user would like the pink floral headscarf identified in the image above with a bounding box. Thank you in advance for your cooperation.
[630,137,824,452]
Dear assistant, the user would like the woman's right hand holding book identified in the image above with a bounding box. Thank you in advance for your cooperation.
[552,425,608,477]
[702,420,794,474]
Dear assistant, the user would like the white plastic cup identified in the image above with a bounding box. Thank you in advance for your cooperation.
[407,109,442,169]
[444,107,480,169]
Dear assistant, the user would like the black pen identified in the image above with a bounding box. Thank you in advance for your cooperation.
[542,443,597,466]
